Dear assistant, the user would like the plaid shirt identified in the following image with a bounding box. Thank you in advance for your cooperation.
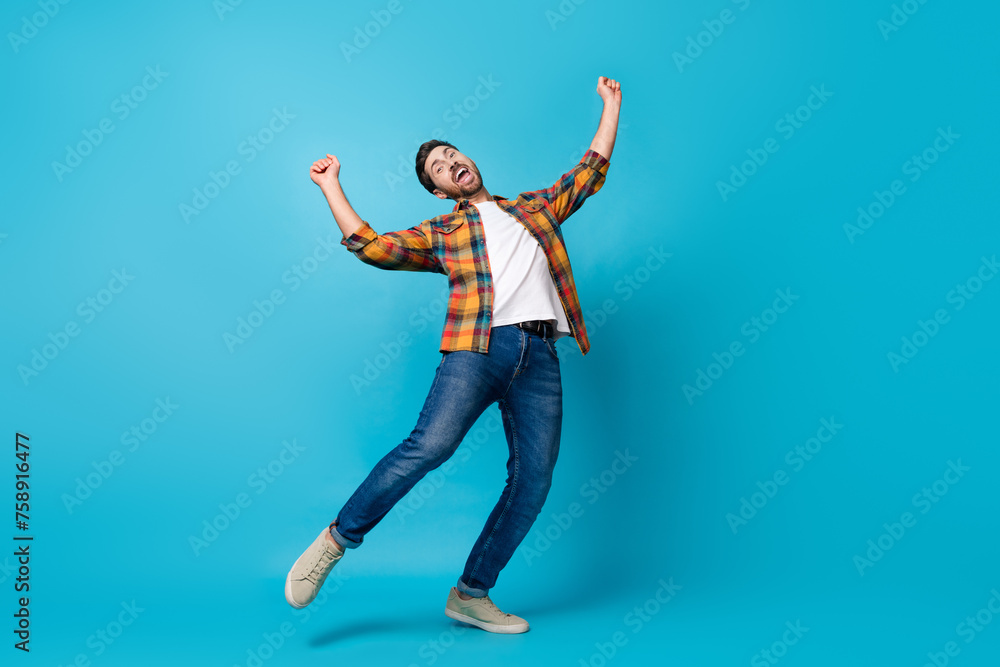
[340,149,610,355]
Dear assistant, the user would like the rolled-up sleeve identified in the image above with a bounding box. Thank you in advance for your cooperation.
[340,220,443,273]
[529,149,610,224]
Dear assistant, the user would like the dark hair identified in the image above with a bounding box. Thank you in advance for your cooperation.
[415,140,457,194]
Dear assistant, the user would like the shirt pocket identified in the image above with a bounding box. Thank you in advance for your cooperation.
[430,219,469,274]
[435,219,465,234]
[517,198,560,237]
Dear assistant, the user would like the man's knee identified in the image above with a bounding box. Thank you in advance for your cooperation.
[400,430,462,471]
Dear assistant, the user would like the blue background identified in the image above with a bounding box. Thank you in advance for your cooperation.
[2,0,998,665]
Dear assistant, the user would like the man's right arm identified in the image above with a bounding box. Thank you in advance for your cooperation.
[527,77,620,225]
[311,153,442,273]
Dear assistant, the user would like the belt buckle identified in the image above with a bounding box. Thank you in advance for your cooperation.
[517,320,551,338]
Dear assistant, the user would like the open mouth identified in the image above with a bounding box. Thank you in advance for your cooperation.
[453,166,474,185]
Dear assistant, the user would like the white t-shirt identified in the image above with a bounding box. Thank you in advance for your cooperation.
[473,200,570,341]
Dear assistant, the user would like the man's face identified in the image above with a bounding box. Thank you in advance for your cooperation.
[424,145,483,200]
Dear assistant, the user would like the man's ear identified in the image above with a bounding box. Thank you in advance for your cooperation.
[433,189,449,200]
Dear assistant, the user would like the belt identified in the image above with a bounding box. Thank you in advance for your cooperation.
[513,319,554,338]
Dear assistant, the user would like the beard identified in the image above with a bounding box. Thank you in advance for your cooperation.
[444,164,483,199]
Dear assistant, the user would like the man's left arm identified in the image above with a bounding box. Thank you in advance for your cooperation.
[589,76,621,161]
[530,76,621,224]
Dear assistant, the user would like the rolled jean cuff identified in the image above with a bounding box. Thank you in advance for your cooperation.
[329,520,361,550]
[456,577,487,598]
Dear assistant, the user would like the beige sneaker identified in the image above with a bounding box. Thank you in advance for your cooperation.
[284,528,344,608]
[444,587,530,634]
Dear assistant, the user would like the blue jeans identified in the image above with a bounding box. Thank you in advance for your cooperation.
[329,324,563,598]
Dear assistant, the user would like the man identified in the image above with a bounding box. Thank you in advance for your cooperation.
[285,76,622,634]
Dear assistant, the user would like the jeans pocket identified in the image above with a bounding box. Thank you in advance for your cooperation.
[543,337,559,361]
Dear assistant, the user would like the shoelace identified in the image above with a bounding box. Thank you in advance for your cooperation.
[471,595,511,618]
[303,545,339,585]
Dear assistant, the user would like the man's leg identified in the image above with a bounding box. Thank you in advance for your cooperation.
[457,331,562,598]
[330,346,513,549]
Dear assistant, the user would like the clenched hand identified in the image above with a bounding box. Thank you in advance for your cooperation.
[310,153,341,189]
[596,76,622,106]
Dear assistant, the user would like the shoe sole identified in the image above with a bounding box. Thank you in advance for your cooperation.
[284,570,308,609]
[284,552,312,608]
[444,608,529,634]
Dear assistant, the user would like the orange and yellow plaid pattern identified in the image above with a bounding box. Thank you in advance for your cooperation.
[340,149,610,355]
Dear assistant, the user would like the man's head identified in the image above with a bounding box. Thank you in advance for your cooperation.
[415,140,485,201]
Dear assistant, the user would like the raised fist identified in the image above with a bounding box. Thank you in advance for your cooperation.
[596,76,622,105]
[310,153,341,188]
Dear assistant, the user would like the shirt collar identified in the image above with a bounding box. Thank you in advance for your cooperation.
[452,194,507,213]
